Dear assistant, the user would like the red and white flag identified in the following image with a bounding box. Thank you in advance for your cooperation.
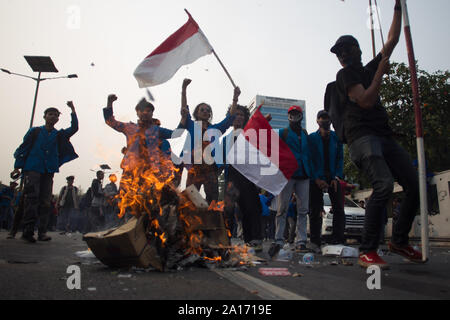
[134,12,213,88]
[227,106,298,195]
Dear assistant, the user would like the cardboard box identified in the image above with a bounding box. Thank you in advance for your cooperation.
[83,216,164,271]
[182,208,230,248]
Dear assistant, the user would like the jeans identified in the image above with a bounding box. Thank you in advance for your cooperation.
[275,178,310,245]
[309,180,345,246]
[22,171,54,236]
[349,135,419,252]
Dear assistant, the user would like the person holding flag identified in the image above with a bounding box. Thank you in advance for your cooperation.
[221,103,263,251]
[179,78,238,204]
[331,0,424,269]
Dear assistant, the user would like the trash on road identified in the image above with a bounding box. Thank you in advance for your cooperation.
[321,245,359,258]
[292,273,304,277]
[258,268,291,276]
[302,253,314,264]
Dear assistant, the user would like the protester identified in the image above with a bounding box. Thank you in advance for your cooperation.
[57,175,79,233]
[222,103,263,251]
[331,0,424,268]
[284,194,297,245]
[179,78,237,204]
[103,173,119,227]
[10,102,78,242]
[48,195,58,232]
[268,105,313,258]
[267,192,278,241]
[0,182,17,231]
[308,110,345,251]
[88,171,105,232]
[103,94,186,214]
[260,191,275,241]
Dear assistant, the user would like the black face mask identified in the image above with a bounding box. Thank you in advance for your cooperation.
[319,120,331,130]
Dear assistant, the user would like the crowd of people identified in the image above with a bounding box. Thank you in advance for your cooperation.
[2,0,426,270]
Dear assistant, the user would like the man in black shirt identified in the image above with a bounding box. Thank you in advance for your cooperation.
[331,0,424,269]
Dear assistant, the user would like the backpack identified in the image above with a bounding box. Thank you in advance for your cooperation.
[79,187,93,210]
[324,81,347,144]
[281,126,308,143]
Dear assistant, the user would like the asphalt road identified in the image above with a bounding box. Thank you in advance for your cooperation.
[1,231,449,302]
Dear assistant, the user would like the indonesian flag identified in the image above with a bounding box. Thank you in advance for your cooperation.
[227,106,299,195]
[134,12,213,88]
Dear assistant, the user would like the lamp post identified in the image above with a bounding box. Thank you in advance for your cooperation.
[1,56,78,129]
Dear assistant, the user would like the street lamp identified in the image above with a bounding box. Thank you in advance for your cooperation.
[1,56,78,129]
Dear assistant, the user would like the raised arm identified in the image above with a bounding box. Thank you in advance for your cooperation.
[103,94,126,133]
[229,86,241,115]
[180,78,191,128]
[62,101,79,137]
[381,0,402,59]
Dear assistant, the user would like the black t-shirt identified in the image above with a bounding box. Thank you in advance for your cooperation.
[336,53,393,145]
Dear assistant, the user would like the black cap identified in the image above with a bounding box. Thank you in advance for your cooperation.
[330,35,360,54]
[317,110,329,119]
[66,175,75,181]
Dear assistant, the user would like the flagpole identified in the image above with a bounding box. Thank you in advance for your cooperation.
[184,9,237,89]
[369,0,377,58]
[400,0,429,261]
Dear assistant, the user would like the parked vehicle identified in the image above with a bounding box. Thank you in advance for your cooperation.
[321,193,365,242]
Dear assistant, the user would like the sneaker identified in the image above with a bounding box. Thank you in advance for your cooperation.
[358,251,389,269]
[388,242,428,264]
[268,243,282,259]
[307,243,322,254]
[295,244,309,253]
[38,234,52,241]
[21,233,36,243]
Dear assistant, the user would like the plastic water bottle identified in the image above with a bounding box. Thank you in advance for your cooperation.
[302,253,314,264]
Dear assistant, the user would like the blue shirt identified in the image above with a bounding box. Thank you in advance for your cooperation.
[179,107,235,167]
[14,113,79,173]
[308,130,344,181]
[259,194,271,217]
[277,127,313,179]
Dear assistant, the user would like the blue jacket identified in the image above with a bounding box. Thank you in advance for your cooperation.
[277,127,313,179]
[180,107,235,167]
[14,113,79,173]
[308,130,343,181]
[259,194,273,217]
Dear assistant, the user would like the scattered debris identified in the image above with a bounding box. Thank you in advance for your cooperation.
[258,268,291,276]
[87,287,97,291]
[341,259,354,266]
[321,245,359,258]
[292,273,304,278]
[117,274,132,278]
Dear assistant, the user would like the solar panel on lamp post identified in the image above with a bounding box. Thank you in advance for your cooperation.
[1,56,78,129]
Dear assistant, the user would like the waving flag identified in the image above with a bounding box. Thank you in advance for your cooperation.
[227,106,298,195]
[134,11,213,88]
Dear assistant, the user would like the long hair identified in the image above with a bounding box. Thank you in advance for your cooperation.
[193,102,213,123]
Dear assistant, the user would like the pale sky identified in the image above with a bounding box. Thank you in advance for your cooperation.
[0,0,449,193]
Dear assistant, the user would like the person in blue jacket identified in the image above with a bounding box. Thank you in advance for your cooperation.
[179,78,238,204]
[11,102,79,242]
[268,105,314,258]
[308,110,345,251]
